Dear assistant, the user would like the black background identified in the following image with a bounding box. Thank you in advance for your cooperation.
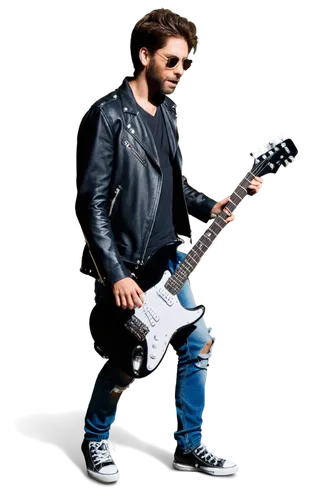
[12,3,308,486]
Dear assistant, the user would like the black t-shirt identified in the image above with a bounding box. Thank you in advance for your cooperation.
[138,104,177,259]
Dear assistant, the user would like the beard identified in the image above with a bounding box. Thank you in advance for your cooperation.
[146,58,175,96]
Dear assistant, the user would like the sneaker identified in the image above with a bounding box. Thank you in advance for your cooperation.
[173,443,238,476]
[81,439,119,483]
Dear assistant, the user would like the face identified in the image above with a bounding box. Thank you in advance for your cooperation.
[144,37,190,95]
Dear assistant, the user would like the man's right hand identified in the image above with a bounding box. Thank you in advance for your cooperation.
[112,277,145,310]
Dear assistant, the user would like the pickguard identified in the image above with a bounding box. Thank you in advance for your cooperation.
[131,270,204,371]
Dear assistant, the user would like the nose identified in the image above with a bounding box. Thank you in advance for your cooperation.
[173,63,184,78]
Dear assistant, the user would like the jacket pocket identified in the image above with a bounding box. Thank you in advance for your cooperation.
[121,139,148,167]
[109,184,123,216]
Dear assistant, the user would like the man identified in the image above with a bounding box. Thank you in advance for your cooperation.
[75,8,263,483]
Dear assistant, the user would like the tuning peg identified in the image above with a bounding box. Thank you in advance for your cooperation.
[278,135,284,142]
[283,158,292,170]
[283,155,297,170]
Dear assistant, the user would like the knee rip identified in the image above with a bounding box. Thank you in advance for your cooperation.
[109,378,134,400]
[200,339,213,355]
[195,328,215,369]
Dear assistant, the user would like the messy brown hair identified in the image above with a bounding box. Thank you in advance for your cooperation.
[130,8,198,76]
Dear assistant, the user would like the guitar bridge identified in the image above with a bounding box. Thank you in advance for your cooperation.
[124,315,149,341]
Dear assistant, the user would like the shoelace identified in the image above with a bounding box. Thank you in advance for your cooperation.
[89,440,114,467]
[195,444,220,465]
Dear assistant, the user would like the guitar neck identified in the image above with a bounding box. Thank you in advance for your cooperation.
[165,170,256,295]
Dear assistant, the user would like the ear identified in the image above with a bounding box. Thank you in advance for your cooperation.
[138,47,151,69]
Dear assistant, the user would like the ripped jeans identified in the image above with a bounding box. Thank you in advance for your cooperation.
[83,250,215,453]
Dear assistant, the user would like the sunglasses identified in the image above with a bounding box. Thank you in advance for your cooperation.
[155,51,192,71]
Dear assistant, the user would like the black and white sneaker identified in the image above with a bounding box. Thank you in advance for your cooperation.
[81,439,119,483]
[173,443,238,476]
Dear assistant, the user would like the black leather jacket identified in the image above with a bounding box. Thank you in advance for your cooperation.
[75,77,217,285]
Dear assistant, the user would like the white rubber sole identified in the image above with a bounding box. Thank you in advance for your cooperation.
[173,461,238,476]
[87,468,119,483]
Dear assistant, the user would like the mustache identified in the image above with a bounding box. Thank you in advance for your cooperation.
[146,63,180,82]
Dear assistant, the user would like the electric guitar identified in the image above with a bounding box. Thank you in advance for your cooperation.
[90,138,298,378]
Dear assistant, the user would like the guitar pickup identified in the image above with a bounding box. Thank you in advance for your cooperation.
[124,315,149,341]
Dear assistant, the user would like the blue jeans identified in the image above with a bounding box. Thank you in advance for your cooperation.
[84,250,215,453]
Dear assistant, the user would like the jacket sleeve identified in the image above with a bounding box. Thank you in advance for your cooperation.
[75,104,131,284]
[182,174,218,215]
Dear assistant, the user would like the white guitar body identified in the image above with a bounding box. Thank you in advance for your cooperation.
[127,269,204,376]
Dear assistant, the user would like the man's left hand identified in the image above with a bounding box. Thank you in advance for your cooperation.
[247,175,264,195]
[211,197,235,221]
[210,176,264,219]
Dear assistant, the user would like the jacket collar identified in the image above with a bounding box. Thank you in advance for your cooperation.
[116,77,178,166]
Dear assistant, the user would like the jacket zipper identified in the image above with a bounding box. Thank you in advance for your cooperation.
[136,166,192,268]
[122,139,148,166]
[76,219,106,285]
[180,173,192,244]
[136,173,163,268]
[109,184,123,216]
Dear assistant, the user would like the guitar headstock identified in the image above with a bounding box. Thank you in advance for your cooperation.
[250,138,298,176]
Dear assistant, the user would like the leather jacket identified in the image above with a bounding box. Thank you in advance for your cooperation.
[75,77,217,285]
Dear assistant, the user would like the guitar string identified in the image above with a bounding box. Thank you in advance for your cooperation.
[169,171,253,287]
[166,156,273,293]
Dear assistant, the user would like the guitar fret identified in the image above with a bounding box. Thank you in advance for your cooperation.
[202,236,211,246]
[178,264,190,277]
[171,273,183,287]
[234,191,242,200]
[179,265,188,276]
[229,199,237,207]
[186,254,198,265]
[183,260,193,273]
[168,279,177,289]
[238,184,247,192]
[198,239,209,249]
[195,248,204,257]
[179,260,189,271]
[180,270,189,282]
[170,272,180,283]
[214,220,224,230]
[191,252,206,270]
[170,275,183,288]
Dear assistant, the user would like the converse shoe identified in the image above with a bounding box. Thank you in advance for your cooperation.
[81,439,119,483]
[173,443,238,476]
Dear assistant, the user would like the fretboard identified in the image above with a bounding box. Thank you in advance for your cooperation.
[165,171,256,295]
